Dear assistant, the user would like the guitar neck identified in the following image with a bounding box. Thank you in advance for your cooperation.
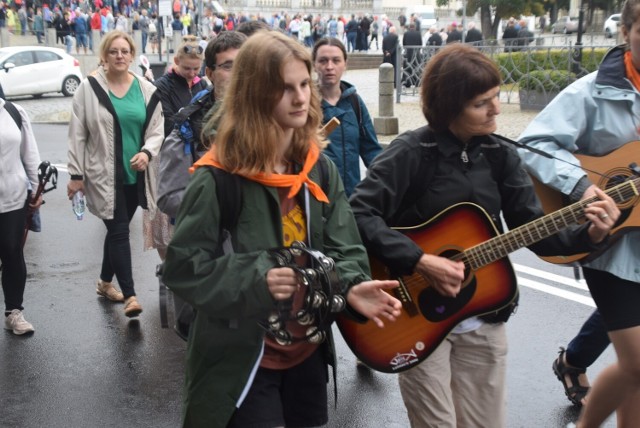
[459,176,640,270]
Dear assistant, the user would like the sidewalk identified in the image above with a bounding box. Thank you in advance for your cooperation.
[20,68,539,142]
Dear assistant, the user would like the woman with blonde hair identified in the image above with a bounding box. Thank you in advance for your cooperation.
[154,35,207,137]
[67,31,164,318]
[162,30,401,427]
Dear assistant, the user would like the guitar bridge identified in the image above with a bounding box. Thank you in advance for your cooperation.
[395,277,419,317]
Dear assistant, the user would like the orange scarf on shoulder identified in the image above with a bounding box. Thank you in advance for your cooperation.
[624,51,640,91]
[191,144,329,203]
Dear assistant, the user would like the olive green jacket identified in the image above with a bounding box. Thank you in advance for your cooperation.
[163,155,370,428]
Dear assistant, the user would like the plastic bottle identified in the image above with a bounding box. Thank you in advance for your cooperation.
[72,191,85,220]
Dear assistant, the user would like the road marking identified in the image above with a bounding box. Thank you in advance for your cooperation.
[513,263,588,291]
[53,164,68,173]
[516,276,595,307]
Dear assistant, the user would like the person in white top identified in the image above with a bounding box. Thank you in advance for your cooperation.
[0,99,42,335]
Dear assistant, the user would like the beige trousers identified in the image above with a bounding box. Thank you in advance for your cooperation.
[398,322,508,428]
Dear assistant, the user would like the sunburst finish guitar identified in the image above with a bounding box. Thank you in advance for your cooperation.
[529,141,640,264]
[337,174,640,373]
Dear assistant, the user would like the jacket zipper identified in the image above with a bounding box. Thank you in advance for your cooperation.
[461,143,469,163]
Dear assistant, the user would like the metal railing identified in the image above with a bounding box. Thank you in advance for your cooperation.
[396,35,617,105]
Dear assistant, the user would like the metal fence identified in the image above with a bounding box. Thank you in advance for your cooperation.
[396,34,618,106]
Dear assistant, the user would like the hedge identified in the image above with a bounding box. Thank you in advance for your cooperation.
[494,48,608,84]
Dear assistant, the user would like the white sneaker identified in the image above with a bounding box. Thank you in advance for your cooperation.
[4,309,35,335]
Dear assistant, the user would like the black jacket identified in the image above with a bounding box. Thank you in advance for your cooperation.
[154,71,208,137]
[349,126,603,276]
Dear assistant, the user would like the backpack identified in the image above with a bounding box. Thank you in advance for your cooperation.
[156,87,213,219]
[158,156,331,341]
[4,100,23,131]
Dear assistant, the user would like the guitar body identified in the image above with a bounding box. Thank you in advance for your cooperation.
[530,141,640,265]
[337,203,518,373]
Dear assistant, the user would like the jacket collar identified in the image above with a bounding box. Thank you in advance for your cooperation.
[596,44,634,91]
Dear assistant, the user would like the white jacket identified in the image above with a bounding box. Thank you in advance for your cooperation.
[67,67,164,219]
[0,99,41,214]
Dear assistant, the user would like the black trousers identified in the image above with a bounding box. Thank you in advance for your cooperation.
[100,185,139,299]
[0,204,28,312]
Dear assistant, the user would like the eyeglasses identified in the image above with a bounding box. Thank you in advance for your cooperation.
[213,61,234,71]
[108,49,131,56]
[182,45,204,55]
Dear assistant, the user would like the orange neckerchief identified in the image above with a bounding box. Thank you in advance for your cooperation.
[191,144,329,203]
[624,51,640,91]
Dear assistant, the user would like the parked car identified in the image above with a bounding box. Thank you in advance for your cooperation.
[551,16,585,34]
[604,13,621,38]
[0,46,83,99]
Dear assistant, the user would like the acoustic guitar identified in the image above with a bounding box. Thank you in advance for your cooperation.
[337,174,640,373]
[529,141,640,264]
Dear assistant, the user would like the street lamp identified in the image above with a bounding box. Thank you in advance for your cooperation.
[573,0,585,76]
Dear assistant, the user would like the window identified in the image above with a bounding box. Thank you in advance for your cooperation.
[8,51,34,67]
[35,50,61,63]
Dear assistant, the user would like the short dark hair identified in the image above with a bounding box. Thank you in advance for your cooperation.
[236,20,270,37]
[204,31,248,69]
[311,37,347,61]
[420,44,501,132]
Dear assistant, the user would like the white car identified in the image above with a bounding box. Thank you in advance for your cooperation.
[0,46,82,99]
[604,13,621,38]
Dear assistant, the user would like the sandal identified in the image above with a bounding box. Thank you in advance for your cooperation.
[552,347,589,407]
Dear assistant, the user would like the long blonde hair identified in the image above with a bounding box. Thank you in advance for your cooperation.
[207,30,323,175]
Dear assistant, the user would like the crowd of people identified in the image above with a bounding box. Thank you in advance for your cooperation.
[2,0,640,426]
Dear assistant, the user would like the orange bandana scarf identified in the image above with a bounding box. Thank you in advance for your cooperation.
[624,51,640,91]
[191,144,329,203]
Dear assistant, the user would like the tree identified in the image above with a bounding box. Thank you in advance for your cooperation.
[438,0,526,39]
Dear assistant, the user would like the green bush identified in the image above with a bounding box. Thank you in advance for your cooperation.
[495,48,608,84]
[519,69,577,91]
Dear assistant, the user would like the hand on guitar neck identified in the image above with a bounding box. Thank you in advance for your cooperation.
[581,185,621,244]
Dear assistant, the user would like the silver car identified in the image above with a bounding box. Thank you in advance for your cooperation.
[0,46,83,99]
[551,16,585,34]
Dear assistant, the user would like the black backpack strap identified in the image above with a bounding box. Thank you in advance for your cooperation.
[160,166,243,339]
[207,166,242,249]
[394,126,438,219]
[4,100,23,131]
[316,153,330,194]
[172,91,210,126]
[340,81,365,139]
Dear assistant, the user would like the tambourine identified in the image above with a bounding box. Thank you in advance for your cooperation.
[261,241,346,345]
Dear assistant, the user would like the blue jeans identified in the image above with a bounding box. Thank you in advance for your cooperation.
[347,32,357,52]
[565,309,610,369]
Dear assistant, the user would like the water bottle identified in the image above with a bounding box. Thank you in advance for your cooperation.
[72,191,85,220]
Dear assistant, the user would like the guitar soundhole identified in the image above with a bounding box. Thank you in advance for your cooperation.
[417,249,476,323]
[602,172,637,225]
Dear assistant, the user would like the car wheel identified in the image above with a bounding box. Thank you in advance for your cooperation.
[62,76,80,97]
[605,28,612,38]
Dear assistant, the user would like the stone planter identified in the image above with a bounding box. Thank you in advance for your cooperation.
[519,89,561,111]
